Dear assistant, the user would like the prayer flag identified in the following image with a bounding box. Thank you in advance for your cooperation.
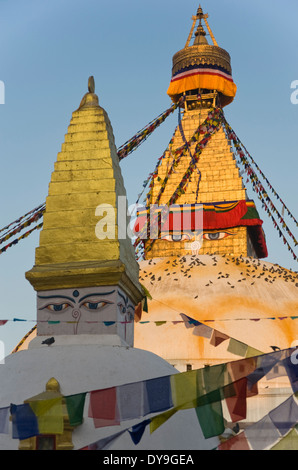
[196,401,225,439]
[210,330,229,347]
[227,338,248,357]
[150,409,177,433]
[270,427,298,450]
[218,432,250,450]
[10,403,39,440]
[170,370,197,410]
[282,356,298,393]
[244,414,280,450]
[65,393,86,427]
[269,395,298,436]
[117,382,144,421]
[0,407,9,434]
[225,378,247,422]
[144,375,173,414]
[245,346,263,358]
[85,430,127,450]
[29,397,64,435]
[180,313,200,328]
[192,323,212,339]
[128,419,151,445]
[88,387,120,428]
[247,352,280,388]
[134,302,142,322]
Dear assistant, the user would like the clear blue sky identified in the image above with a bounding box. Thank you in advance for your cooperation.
[0,0,297,354]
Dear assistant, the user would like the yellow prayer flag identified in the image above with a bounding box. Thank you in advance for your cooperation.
[170,370,198,410]
[245,346,264,358]
[29,397,64,435]
[150,409,177,433]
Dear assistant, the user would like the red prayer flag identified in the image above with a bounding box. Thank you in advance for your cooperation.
[224,378,247,422]
[218,432,250,450]
[88,387,120,428]
[210,330,229,347]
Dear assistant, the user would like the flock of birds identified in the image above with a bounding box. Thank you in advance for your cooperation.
[139,254,298,291]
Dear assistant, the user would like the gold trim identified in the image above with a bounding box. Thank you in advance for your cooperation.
[172,45,232,76]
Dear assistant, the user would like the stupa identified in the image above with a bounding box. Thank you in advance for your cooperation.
[133,5,298,429]
[0,78,219,450]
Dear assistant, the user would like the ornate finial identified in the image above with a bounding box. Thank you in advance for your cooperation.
[197,5,204,18]
[77,76,99,109]
[46,377,60,392]
[88,76,95,94]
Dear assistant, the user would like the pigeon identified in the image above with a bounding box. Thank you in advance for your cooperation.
[232,423,240,434]
[42,337,55,346]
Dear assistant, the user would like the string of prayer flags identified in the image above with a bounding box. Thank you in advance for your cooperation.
[0,203,45,236]
[222,118,297,262]
[0,208,44,246]
[0,222,43,256]
[180,313,264,359]
[117,97,184,161]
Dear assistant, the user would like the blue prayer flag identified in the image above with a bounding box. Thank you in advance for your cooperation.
[144,375,173,414]
[128,419,151,445]
[10,403,39,440]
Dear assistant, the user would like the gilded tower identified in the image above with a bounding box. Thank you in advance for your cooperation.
[138,6,267,261]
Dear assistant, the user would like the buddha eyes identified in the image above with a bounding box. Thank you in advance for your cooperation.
[40,300,113,313]
[203,231,233,240]
[161,233,191,242]
[160,231,233,242]
[45,303,71,312]
[81,301,111,311]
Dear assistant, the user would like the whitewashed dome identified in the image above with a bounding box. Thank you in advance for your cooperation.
[0,337,219,450]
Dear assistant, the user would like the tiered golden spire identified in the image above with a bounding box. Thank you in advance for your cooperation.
[26,77,143,305]
[142,6,265,261]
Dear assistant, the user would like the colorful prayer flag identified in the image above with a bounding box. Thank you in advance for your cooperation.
[88,387,120,428]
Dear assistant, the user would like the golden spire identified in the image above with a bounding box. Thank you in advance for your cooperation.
[26,77,143,305]
[168,4,236,108]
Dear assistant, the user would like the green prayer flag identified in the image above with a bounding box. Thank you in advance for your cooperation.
[227,338,248,357]
[196,401,225,439]
[65,393,86,427]
[271,427,298,450]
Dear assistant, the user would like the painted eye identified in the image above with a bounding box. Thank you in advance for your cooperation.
[45,303,70,312]
[82,301,109,310]
[203,232,233,240]
[161,233,191,242]
[117,302,126,314]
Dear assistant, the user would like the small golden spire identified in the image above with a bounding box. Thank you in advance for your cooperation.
[88,75,95,94]
[78,76,99,109]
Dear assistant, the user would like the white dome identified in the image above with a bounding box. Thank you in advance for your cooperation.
[0,338,219,450]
